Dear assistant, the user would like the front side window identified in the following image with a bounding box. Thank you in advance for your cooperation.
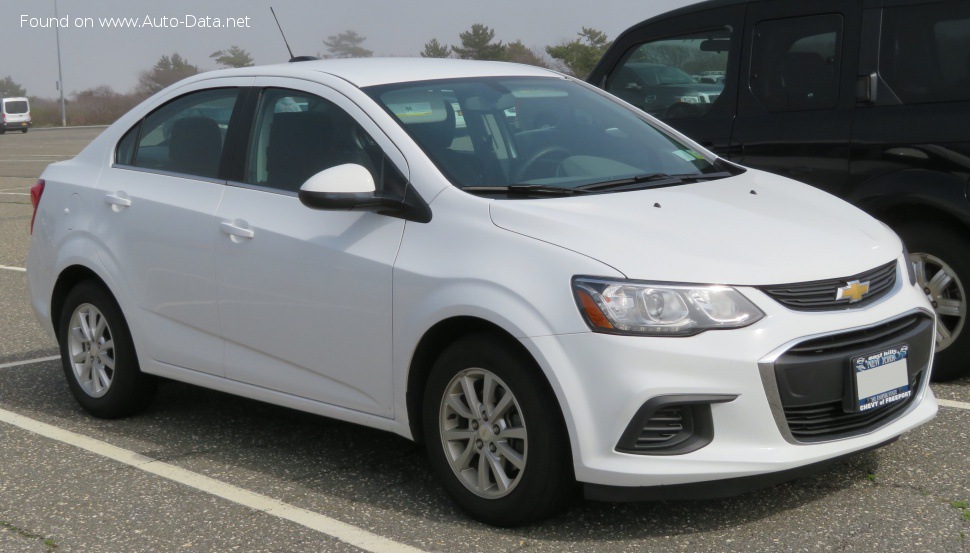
[244,88,401,194]
[880,1,970,104]
[608,29,732,121]
[750,15,843,112]
[127,88,240,179]
[367,77,731,195]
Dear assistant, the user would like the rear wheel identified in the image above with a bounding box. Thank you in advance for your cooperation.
[58,280,156,417]
[897,222,970,381]
[21,128,27,134]
[422,334,574,526]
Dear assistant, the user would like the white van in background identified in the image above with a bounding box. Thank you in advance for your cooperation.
[1,97,31,134]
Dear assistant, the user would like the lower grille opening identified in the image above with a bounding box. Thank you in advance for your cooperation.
[616,394,736,455]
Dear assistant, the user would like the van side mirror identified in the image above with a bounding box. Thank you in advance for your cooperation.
[298,164,432,223]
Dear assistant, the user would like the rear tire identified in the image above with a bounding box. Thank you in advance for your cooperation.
[21,128,28,134]
[896,222,970,381]
[422,333,574,526]
[58,280,156,418]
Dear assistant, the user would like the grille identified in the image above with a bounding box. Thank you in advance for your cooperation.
[785,313,923,355]
[785,373,921,441]
[761,261,897,311]
[633,406,691,450]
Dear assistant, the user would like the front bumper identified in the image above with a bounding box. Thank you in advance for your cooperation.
[524,268,937,493]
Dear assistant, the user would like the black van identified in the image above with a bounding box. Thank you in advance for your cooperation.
[589,0,970,381]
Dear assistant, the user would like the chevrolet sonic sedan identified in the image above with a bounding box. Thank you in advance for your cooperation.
[26,58,937,526]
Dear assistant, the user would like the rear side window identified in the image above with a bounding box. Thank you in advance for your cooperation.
[4,101,28,114]
[128,88,240,180]
[749,15,843,112]
[880,1,970,104]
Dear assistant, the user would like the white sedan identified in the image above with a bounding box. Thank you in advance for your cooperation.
[26,58,937,526]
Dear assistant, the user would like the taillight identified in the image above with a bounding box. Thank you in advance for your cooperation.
[29,179,44,234]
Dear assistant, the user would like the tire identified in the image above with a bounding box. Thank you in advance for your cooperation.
[896,222,970,381]
[0,128,5,135]
[21,128,28,134]
[58,280,156,418]
[422,333,574,526]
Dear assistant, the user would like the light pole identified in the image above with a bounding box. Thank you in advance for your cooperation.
[54,0,66,127]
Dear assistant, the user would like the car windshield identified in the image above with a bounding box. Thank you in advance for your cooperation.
[366,77,730,195]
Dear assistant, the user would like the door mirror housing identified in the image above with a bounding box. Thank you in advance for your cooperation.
[298,164,432,223]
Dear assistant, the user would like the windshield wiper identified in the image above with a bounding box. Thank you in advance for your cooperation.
[461,184,587,196]
[576,171,734,192]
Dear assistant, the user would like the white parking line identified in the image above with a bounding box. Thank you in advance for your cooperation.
[0,192,29,196]
[0,355,59,370]
[0,406,426,553]
[0,265,27,272]
[937,398,970,411]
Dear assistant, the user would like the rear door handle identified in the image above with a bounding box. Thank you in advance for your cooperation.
[220,221,255,240]
[104,193,131,210]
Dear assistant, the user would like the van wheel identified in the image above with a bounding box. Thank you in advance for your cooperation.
[897,222,970,381]
[422,334,574,526]
[58,280,156,418]
[21,128,27,134]
[0,128,5,135]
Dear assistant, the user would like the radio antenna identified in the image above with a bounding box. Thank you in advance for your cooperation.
[270,7,295,60]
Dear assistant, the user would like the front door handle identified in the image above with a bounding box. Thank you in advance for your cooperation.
[104,193,131,211]
[220,221,255,240]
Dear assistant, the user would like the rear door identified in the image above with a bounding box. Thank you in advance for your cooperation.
[589,3,746,156]
[95,79,251,376]
[730,0,863,196]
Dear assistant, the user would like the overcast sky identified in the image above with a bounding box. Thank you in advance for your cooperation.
[1,0,701,98]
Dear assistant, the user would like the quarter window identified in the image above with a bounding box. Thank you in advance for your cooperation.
[128,88,240,179]
[879,1,970,104]
[749,15,843,112]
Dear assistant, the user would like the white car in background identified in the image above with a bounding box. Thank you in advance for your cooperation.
[1,96,31,134]
[26,58,937,526]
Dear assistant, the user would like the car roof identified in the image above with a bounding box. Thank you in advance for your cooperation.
[195,58,563,89]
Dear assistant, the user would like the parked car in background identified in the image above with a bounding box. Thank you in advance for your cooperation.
[609,62,724,118]
[1,96,31,134]
[589,0,970,381]
[27,58,937,526]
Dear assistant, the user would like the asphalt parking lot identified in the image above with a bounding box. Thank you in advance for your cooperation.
[0,128,968,552]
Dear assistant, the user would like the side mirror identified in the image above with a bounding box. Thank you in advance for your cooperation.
[298,163,432,223]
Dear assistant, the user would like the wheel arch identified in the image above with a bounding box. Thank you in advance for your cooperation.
[51,264,113,332]
[405,316,569,447]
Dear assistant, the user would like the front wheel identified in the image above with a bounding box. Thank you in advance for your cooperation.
[422,334,574,526]
[58,280,156,418]
[897,222,970,381]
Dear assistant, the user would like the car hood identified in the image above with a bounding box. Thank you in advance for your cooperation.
[489,170,900,285]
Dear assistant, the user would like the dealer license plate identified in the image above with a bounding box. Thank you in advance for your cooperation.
[851,344,911,412]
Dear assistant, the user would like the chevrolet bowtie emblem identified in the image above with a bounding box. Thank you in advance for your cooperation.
[836,280,871,302]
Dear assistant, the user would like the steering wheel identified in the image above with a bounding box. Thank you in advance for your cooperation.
[512,146,571,182]
[663,102,703,120]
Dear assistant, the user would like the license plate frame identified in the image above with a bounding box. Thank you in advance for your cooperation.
[851,343,911,412]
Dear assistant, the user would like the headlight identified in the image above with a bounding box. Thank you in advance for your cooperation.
[573,277,764,336]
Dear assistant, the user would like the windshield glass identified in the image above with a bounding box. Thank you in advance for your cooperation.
[366,77,729,194]
[4,101,28,114]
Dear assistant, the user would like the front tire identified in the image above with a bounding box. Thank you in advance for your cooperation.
[897,222,970,381]
[422,334,574,526]
[58,280,156,418]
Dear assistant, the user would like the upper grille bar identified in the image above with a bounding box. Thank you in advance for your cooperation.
[761,261,897,311]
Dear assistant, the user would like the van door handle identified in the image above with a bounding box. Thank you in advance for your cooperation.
[220,221,255,240]
[104,193,131,211]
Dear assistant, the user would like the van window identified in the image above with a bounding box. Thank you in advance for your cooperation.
[749,15,843,112]
[879,1,970,104]
[607,29,732,121]
[4,101,28,114]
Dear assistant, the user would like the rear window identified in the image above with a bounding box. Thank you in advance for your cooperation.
[4,101,28,114]
[880,1,970,104]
